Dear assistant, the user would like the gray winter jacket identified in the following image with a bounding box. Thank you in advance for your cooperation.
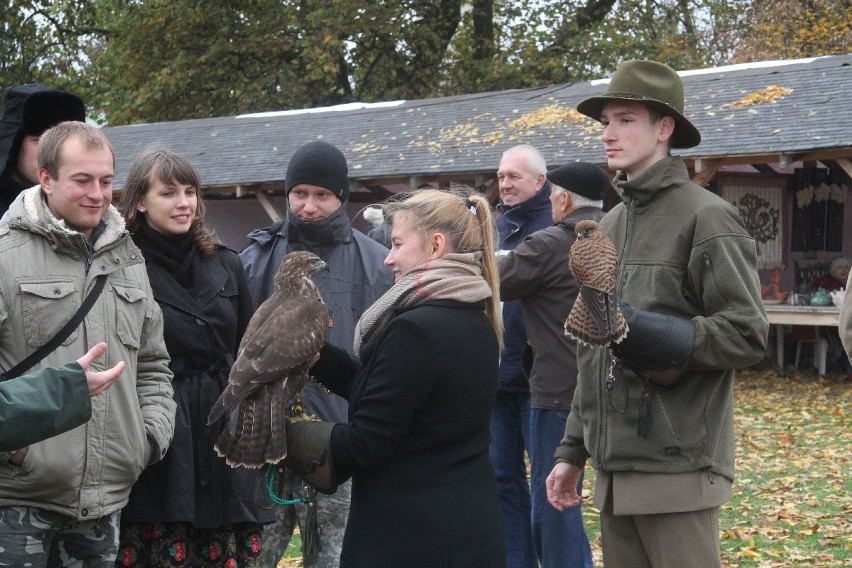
[240,206,393,422]
[0,187,175,520]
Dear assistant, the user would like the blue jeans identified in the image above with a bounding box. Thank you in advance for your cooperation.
[490,390,536,568]
[530,408,593,568]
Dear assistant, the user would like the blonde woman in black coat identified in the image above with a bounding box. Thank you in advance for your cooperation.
[287,189,507,567]
[115,148,274,567]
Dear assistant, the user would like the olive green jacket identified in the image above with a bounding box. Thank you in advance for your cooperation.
[557,157,768,487]
[0,363,91,452]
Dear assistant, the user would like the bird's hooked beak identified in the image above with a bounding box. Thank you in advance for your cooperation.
[314,259,329,272]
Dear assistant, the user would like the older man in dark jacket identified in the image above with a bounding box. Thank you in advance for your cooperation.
[241,140,393,567]
[500,162,611,568]
[492,144,554,568]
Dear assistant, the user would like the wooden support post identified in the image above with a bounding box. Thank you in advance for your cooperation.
[255,190,284,223]
[692,158,722,187]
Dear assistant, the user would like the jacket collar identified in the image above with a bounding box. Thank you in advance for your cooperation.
[497,180,552,246]
[614,156,690,206]
[555,206,605,232]
[3,185,126,252]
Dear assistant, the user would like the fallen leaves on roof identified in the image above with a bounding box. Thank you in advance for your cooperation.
[729,86,793,108]
[434,104,600,151]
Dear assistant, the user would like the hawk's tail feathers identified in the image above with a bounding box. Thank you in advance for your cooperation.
[213,384,288,468]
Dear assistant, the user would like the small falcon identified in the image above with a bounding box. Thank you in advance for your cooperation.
[565,219,627,346]
[207,251,329,468]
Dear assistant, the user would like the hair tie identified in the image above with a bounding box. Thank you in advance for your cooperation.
[463,197,476,215]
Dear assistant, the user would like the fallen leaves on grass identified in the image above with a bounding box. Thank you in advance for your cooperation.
[722,368,850,567]
[277,368,850,567]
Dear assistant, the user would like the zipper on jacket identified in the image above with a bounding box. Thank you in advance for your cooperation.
[598,198,636,467]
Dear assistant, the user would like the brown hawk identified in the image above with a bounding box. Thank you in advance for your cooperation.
[564,219,628,347]
[207,251,329,468]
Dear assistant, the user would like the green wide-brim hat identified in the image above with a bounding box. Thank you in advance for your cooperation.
[577,60,701,149]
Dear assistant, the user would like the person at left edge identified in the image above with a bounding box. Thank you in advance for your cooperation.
[0,342,124,452]
[115,147,275,567]
[0,121,175,567]
[0,83,85,216]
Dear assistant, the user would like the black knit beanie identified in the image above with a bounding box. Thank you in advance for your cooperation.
[285,140,350,201]
[546,162,612,200]
[22,90,86,136]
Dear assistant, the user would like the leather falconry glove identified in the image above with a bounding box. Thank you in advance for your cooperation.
[283,420,338,495]
[613,303,696,387]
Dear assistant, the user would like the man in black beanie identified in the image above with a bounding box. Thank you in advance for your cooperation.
[240,140,393,568]
[0,83,86,215]
[498,161,610,568]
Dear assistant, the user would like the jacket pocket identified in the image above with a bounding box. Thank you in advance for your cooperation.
[112,282,146,349]
[17,278,79,347]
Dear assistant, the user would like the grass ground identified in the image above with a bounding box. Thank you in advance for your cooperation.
[278,365,850,567]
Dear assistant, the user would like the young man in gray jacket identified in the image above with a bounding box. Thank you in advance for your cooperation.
[547,60,768,567]
[0,122,175,566]
[241,140,393,567]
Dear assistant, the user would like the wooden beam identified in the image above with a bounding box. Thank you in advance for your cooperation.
[751,163,777,175]
[255,190,284,223]
[835,158,852,179]
[692,158,723,186]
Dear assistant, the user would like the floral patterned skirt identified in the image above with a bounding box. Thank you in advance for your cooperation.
[116,521,263,568]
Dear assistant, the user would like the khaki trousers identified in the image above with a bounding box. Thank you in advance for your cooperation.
[598,485,722,568]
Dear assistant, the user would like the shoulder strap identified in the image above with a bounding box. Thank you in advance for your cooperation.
[1,274,108,382]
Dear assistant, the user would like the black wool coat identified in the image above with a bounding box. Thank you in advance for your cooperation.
[121,246,275,528]
[315,300,506,568]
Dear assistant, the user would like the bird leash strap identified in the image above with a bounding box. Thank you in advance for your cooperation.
[264,464,323,557]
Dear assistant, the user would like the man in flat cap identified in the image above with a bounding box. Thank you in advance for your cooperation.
[241,140,393,567]
[547,61,768,567]
[0,83,86,215]
[499,161,611,568]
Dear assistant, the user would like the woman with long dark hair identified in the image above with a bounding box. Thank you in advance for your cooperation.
[115,148,274,567]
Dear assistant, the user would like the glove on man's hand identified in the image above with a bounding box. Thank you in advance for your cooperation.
[613,303,696,386]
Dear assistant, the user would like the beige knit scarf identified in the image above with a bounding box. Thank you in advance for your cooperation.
[354,252,492,355]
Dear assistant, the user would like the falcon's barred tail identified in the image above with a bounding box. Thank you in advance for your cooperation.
[565,294,628,347]
[566,218,627,346]
[213,381,289,468]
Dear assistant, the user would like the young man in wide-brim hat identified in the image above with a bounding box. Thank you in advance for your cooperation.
[547,60,768,567]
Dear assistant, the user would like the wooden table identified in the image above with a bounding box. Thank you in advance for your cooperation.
[764,304,841,375]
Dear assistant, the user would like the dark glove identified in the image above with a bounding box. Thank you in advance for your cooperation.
[283,420,338,495]
[613,303,695,386]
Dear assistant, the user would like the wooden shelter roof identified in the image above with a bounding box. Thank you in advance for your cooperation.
[103,53,852,205]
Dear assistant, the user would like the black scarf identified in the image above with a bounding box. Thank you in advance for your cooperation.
[133,220,200,289]
[285,205,352,251]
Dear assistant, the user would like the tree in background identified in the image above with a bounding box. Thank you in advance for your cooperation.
[0,0,101,92]
[1,0,848,125]
[728,0,851,63]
